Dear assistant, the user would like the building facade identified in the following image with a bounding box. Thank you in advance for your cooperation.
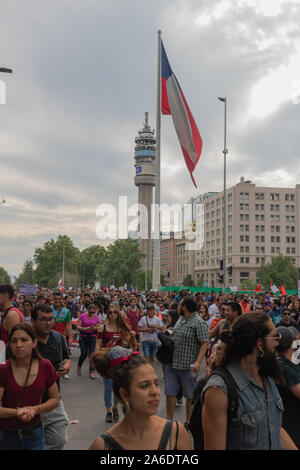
[195,177,300,289]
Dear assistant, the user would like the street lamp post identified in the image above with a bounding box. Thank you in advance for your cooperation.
[218,97,228,294]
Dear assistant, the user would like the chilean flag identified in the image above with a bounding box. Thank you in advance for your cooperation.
[161,41,202,188]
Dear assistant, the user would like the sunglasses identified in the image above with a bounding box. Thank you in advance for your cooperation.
[264,332,282,340]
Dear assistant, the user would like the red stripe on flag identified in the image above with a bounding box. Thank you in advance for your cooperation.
[161,77,171,114]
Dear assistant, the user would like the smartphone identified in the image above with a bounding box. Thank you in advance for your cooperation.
[57,359,67,370]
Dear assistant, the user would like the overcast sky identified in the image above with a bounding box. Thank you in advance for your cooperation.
[1,0,300,276]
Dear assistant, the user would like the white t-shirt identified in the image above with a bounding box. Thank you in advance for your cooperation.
[139,315,163,343]
[208,304,219,316]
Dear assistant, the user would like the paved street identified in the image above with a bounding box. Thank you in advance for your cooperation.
[62,347,188,450]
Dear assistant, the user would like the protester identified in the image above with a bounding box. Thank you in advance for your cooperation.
[138,303,165,363]
[96,305,137,423]
[276,326,300,448]
[21,299,33,324]
[0,284,24,346]
[89,354,193,450]
[76,303,100,379]
[201,312,297,450]
[52,293,73,348]
[31,304,70,450]
[0,324,59,450]
[277,308,300,332]
[165,297,209,424]
[209,302,242,341]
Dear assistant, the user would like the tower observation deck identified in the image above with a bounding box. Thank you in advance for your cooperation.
[134,112,156,272]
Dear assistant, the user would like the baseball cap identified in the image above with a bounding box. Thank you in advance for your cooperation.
[146,302,155,310]
[276,326,299,352]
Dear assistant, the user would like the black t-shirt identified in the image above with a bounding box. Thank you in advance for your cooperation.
[277,356,300,448]
[277,319,300,332]
[37,331,69,400]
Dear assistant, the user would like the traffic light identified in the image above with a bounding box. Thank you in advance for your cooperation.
[227,266,233,275]
[218,274,224,284]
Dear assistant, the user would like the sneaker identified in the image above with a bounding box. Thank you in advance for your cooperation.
[177,398,183,405]
[90,372,96,379]
[113,408,119,422]
[63,374,70,380]
[105,412,113,423]
[77,367,81,376]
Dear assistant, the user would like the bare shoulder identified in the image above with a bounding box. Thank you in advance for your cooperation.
[173,421,193,450]
[89,437,106,450]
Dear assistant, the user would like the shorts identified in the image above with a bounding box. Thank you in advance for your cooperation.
[142,341,158,359]
[164,363,197,400]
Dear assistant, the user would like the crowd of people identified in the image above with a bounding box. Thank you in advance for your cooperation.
[1,282,300,450]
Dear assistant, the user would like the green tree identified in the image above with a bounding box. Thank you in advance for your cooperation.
[78,245,107,288]
[0,266,10,284]
[102,239,143,287]
[197,274,204,287]
[16,259,35,287]
[183,274,195,287]
[257,255,298,290]
[34,235,80,287]
[240,279,256,291]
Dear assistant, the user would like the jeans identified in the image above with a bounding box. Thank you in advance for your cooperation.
[103,377,119,409]
[142,341,158,359]
[78,336,96,372]
[0,422,45,450]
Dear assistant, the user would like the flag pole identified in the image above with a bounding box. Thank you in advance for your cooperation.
[152,29,161,291]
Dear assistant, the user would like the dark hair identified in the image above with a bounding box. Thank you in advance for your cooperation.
[37,295,45,302]
[281,308,292,316]
[9,323,42,361]
[0,284,14,299]
[226,301,242,316]
[198,303,208,315]
[31,303,53,320]
[91,351,110,376]
[181,296,197,313]
[111,356,151,404]
[273,299,281,308]
[167,309,179,327]
[217,313,271,367]
[87,303,98,312]
[23,299,33,307]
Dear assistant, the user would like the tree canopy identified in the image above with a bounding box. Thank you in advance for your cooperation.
[257,255,299,290]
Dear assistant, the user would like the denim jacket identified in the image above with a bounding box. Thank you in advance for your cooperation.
[203,361,283,450]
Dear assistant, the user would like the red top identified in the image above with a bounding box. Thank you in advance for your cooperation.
[97,330,122,348]
[1,308,24,345]
[127,308,141,333]
[0,359,58,429]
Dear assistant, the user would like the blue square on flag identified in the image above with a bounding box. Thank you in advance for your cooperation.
[136,166,142,174]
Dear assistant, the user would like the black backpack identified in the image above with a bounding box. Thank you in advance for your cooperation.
[156,331,174,364]
[188,367,239,450]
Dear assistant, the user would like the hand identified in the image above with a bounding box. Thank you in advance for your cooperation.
[56,366,69,377]
[17,407,35,422]
[193,361,201,372]
[129,330,136,336]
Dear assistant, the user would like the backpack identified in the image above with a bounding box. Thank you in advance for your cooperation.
[156,331,174,364]
[188,367,239,450]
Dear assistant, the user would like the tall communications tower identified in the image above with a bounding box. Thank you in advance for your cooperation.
[134,112,156,272]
